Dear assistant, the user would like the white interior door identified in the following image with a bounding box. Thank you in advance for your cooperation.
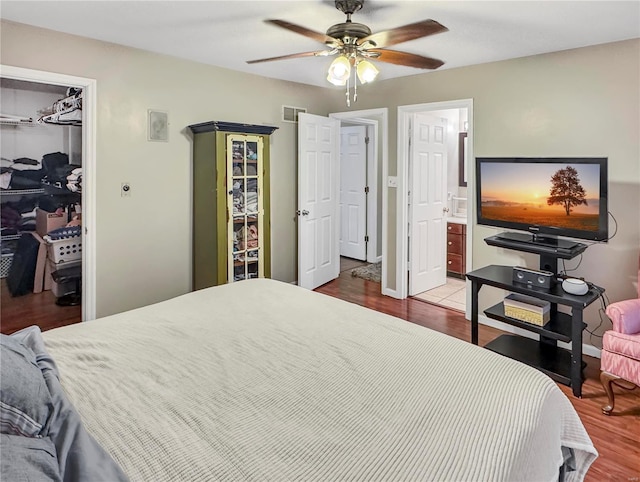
[297,113,340,290]
[339,125,367,260]
[409,113,448,296]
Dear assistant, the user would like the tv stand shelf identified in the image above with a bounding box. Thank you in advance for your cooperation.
[483,336,579,386]
[466,264,601,397]
[483,303,579,343]
[485,234,587,272]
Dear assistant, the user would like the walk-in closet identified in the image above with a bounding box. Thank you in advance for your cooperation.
[1,77,83,334]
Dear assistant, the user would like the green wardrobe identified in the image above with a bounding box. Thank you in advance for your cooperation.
[188,121,278,290]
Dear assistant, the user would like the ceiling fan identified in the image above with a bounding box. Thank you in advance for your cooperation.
[247,0,448,84]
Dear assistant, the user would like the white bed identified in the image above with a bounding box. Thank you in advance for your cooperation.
[39,278,597,481]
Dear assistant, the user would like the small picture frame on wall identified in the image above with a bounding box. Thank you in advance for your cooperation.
[148,110,169,142]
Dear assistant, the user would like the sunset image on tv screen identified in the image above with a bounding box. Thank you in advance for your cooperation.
[480,163,600,231]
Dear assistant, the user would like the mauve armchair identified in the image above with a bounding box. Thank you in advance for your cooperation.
[600,258,640,415]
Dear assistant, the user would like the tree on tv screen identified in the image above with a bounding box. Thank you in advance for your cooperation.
[547,166,587,216]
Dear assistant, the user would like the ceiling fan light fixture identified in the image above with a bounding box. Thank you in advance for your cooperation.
[327,55,351,85]
[252,1,448,106]
[356,59,379,83]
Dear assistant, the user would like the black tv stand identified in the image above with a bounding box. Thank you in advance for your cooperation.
[465,236,600,397]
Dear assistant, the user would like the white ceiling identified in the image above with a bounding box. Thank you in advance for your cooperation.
[2,1,639,88]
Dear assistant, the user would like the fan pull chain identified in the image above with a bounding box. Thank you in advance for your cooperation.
[344,69,363,107]
[345,74,351,107]
[353,69,358,103]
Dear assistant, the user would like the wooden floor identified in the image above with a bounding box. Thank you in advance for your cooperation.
[316,271,640,481]
[1,279,81,335]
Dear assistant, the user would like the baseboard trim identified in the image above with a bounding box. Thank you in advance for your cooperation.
[478,314,602,359]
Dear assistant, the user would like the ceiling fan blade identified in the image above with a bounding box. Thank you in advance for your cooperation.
[265,19,340,46]
[369,49,445,70]
[360,19,448,49]
[247,50,332,65]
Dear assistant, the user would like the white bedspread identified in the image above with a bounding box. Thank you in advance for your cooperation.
[42,279,597,481]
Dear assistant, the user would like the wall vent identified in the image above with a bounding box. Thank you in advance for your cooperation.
[282,105,307,123]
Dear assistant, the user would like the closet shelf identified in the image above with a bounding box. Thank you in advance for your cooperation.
[0,113,35,126]
[0,119,35,127]
[1,234,22,242]
[1,188,45,196]
[42,180,82,196]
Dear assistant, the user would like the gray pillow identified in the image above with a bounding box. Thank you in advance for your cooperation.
[0,434,62,482]
[0,334,52,437]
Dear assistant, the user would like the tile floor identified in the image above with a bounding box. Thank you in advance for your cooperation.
[413,277,467,312]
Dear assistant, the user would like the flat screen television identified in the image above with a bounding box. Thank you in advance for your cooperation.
[475,157,608,247]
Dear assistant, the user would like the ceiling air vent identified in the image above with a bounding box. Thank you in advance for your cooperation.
[282,105,306,123]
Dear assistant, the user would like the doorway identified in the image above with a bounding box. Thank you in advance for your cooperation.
[297,109,387,291]
[331,109,386,289]
[396,100,473,316]
[338,119,380,262]
[1,65,96,330]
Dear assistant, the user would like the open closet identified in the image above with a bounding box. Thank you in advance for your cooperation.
[1,77,83,334]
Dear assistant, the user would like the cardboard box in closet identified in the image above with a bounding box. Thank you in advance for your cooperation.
[36,208,68,236]
[30,232,48,294]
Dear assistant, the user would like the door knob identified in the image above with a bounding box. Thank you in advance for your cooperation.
[443,207,450,213]
[297,210,310,216]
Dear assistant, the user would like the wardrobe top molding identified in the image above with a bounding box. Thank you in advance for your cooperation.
[188,121,279,135]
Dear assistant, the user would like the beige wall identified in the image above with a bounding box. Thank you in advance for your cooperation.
[1,20,332,317]
[326,39,640,339]
[3,20,639,341]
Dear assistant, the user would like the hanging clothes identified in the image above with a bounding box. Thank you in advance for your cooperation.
[37,88,82,126]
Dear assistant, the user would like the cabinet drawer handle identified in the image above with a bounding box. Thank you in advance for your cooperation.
[448,260,452,265]
[447,226,452,230]
[448,241,452,245]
